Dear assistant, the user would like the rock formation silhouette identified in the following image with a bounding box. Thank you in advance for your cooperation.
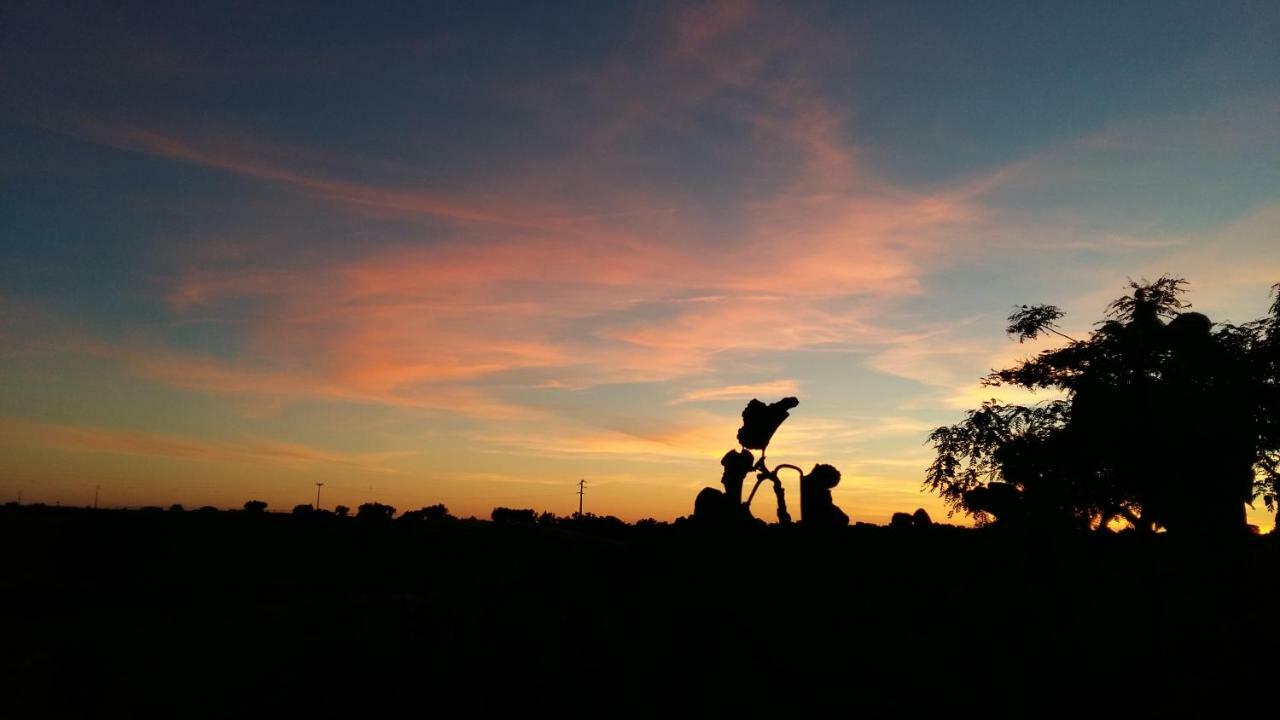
[694,397,848,527]
[799,464,848,527]
[693,449,759,526]
[736,397,799,451]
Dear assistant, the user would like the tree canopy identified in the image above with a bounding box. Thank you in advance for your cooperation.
[925,277,1280,535]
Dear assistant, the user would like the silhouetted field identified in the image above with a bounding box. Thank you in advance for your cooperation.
[2,505,1275,717]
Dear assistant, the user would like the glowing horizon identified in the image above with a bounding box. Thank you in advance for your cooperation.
[3,1,1279,528]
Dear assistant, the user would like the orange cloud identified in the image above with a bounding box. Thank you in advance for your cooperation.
[0,417,398,470]
[672,379,799,404]
[483,424,727,462]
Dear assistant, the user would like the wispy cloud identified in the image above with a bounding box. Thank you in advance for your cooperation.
[671,379,799,404]
[41,5,990,419]
[0,417,399,471]
[59,121,559,228]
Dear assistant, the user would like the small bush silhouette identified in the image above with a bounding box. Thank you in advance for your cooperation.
[491,507,537,524]
[399,504,453,522]
[357,502,396,521]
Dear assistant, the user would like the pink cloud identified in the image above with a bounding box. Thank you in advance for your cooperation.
[26,2,997,422]
[672,0,759,59]
[672,379,799,404]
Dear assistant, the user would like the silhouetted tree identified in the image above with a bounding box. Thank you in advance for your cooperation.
[399,504,453,522]
[491,507,537,524]
[292,504,314,516]
[558,512,629,538]
[1251,284,1280,520]
[357,502,396,521]
[168,504,185,513]
[927,277,1280,535]
[243,500,267,513]
[334,505,350,518]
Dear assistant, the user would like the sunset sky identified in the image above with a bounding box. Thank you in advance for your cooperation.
[3,1,1279,527]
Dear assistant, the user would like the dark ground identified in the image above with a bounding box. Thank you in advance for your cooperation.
[2,505,1276,717]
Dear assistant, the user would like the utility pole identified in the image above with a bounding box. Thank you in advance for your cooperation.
[576,479,586,518]
[315,482,325,510]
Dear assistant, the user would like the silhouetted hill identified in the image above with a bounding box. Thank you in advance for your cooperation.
[1,504,1275,717]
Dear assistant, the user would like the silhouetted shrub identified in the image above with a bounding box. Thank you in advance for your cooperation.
[491,507,537,524]
[168,504,185,513]
[399,504,453,522]
[891,509,934,529]
[558,512,629,538]
[357,502,396,521]
[243,500,267,513]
